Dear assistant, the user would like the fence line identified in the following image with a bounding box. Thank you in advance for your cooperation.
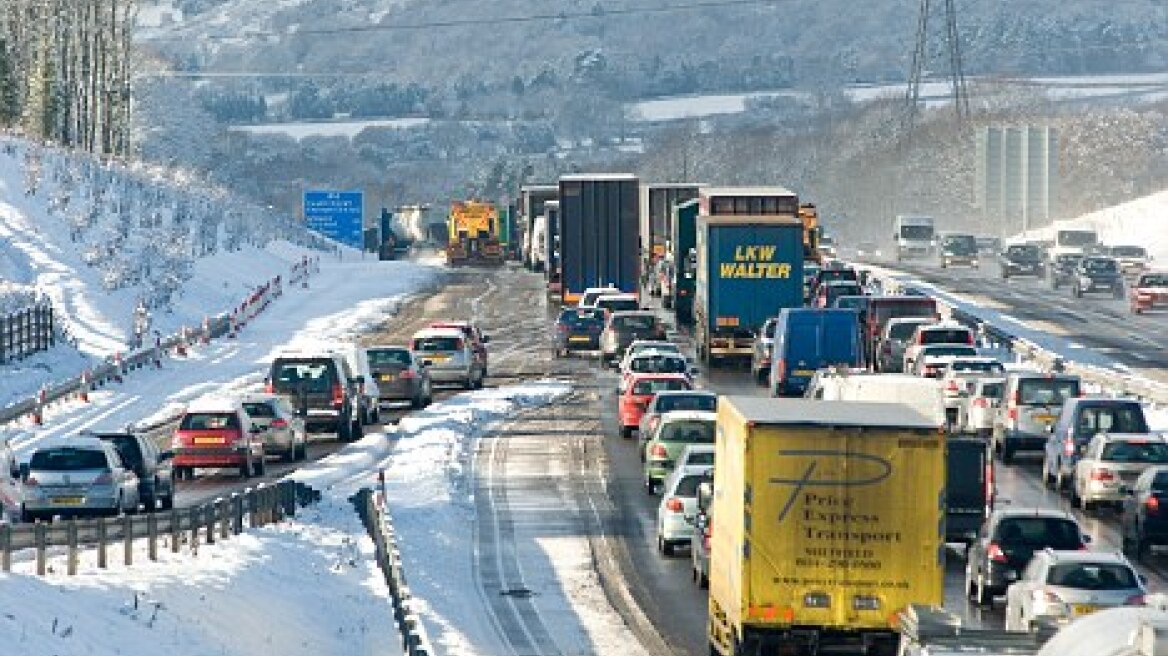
[0,302,55,364]
[352,486,434,656]
[0,480,321,575]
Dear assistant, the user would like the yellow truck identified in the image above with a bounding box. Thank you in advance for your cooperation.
[799,203,822,264]
[446,200,504,266]
[708,397,945,656]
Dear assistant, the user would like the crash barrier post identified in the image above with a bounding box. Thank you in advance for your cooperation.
[0,481,318,575]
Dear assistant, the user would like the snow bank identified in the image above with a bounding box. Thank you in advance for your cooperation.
[1019,188,1168,263]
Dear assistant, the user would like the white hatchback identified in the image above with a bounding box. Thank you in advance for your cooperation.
[656,464,713,557]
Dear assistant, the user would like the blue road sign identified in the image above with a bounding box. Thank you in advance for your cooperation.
[304,190,364,248]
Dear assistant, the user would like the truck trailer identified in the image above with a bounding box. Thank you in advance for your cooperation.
[708,397,946,656]
[641,183,702,295]
[694,215,804,365]
[558,174,640,304]
[668,198,700,323]
[520,184,558,270]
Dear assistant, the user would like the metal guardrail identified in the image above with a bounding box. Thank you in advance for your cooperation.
[0,480,321,575]
[883,277,1168,407]
[352,486,434,656]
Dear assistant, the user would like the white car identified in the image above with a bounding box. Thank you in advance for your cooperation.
[675,444,715,469]
[618,350,693,394]
[1004,550,1145,632]
[577,286,620,309]
[618,340,683,372]
[939,357,1005,431]
[656,464,713,557]
[958,377,1005,438]
[902,322,976,373]
[911,344,979,378]
[594,293,639,316]
[240,393,309,462]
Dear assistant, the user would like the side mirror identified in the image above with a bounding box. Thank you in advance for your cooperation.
[159,450,174,461]
[18,462,29,480]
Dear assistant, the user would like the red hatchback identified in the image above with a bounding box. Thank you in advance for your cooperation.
[618,373,693,438]
[171,397,266,479]
[1131,271,1168,314]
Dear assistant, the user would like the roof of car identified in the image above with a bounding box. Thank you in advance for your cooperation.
[240,392,282,403]
[609,310,657,318]
[365,344,411,352]
[34,435,110,451]
[652,390,716,399]
[1035,549,1129,566]
[628,373,691,383]
[944,356,1002,366]
[629,339,678,348]
[186,395,244,413]
[1092,432,1166,443]
[411,327,465,339]
[596,293,637,300]
[991,506,1076,521]
[659,410,718,422]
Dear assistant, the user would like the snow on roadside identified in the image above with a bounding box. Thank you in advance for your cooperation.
[1017,188,1168,263]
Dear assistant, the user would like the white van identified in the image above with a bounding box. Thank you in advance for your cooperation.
[531,214,548,272]
[803,370,945,427]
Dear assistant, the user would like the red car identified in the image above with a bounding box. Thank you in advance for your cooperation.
[1131,271,1168,314]
[618,373,693,438]
[171,397,266,479]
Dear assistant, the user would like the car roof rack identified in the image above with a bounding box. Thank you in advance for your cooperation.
[896,605,1051,653]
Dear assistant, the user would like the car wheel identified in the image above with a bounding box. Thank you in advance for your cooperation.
[412,393,425,409]
[658,535,674,557]
[1041,460,1055,489]
[644,476,656,495]
[141,491,156,512]
[240,459,252,479]
[474,371,485,390]
[620,425,634,439]
[254,457,266,477]
[699,569,709,589]
[1070,483,1083,508]
[463,375,474,390]
[298,438,309,461]
[1001,445,1015,465]
[351,419,364,440]
[337,418,352,442]
[371,408,381,425]
[160,488,174,511]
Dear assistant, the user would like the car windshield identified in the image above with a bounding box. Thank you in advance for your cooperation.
[180,412,241,430]
[1152,472,1168,492]
[1008,246,1042,260]
[1083,258,1117,273]
[366,348,412,366]
[632,379,690,395]
[1139,274,1168,287]
[1100,440,1168,464]
[559,309,605,327]
[995,517,1083,548]
[900,225,934,239]
[656,394,717,413]
[833,297,865,310]
[682,451,716,466]
[597,298,639,312]
[889,321,927,340]
[242,402,277,418]
[631,357,688,374]
[826,284,861,298]
[412,336,463,352]
[1111,246,1146,258]
[1056,255,1083,266]
[942,236,977,253]
[979,381,1005,399]
[673,474,708,497]
[1078,405,1149,435]
[273,361,335,392]
[30,447,108,471]
[950,360,1004,375]
[922,346,977,358]
[614,315,657,331]
[1058,231,1098,247]
[1047,563,1138,590]
[660,419,715,443]
[1017,378,1080,405]
[921,328,971,345]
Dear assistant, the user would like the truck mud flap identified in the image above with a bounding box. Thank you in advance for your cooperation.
[739,627,898,656]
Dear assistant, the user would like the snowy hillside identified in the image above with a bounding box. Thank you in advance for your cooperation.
[0,136,333,407]
[1019,188,1168,263]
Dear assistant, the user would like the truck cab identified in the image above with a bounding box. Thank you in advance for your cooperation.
[893,215,937,261]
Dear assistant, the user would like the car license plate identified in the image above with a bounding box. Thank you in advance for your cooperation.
[1033,413,1056,423]
[793,369,815,377]
[52,496,83,505]
[194,437,223,444]
[378,373,395,382]
[569,336,591,343]
[1072,604,1097,616]
[428,355,450,362]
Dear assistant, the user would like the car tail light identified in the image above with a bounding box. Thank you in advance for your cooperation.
[987,542,1008,563]
[271,418,288,429]
[651,443,668,459]
[264,381,274,393]
[1125,594,1146,606]
[973,397,987,408]
[1063,438,1075,457]
[24,475,38,487]
[1090,468,1115,482]
[93,471,114,486]
[1007,406,1018,421]
[666,498,684,513]
[1147,496,1160,514]
[945,380,960,393]
[400,369,416,379]
[332,384,344,406]
[966,332,974,345]
[1037,588,1063,604]
[703,524,712,550]
[985,463,995,508]
[775,359,786,381]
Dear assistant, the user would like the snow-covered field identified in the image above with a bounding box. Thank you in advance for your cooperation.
[1018,188,1168,264]
[228,118,431,141]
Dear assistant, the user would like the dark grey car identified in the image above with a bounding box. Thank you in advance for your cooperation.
[1042,398,1150,492]
[366,346,432,409]
[965,508,1087,606]
[91,431,175,511]
[876,317,931,373]
[1072,256,1125,298]
[268,353,366,441]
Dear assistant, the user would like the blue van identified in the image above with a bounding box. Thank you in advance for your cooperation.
[769,308,863,397]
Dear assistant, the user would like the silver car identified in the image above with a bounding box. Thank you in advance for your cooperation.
[18,437,140,521]
[365,345,433,409]
[242,393,308,462]
[1072,433,1168,512]
[875,317,931,373]
[411,328,485,389]
[1005,550,1145,632]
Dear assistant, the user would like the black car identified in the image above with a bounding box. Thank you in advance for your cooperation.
[939,234,979,268]
[1072,256,1125,298]
[1048,253,1084,290]
[965,508,1087,606]
[553,307,606,356]
[999,244,1045,279]
[267,352,367,441]
[90,431,175,511]
[1121,466,1168,558]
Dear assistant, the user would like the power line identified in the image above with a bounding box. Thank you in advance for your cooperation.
[139,0,791,43]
